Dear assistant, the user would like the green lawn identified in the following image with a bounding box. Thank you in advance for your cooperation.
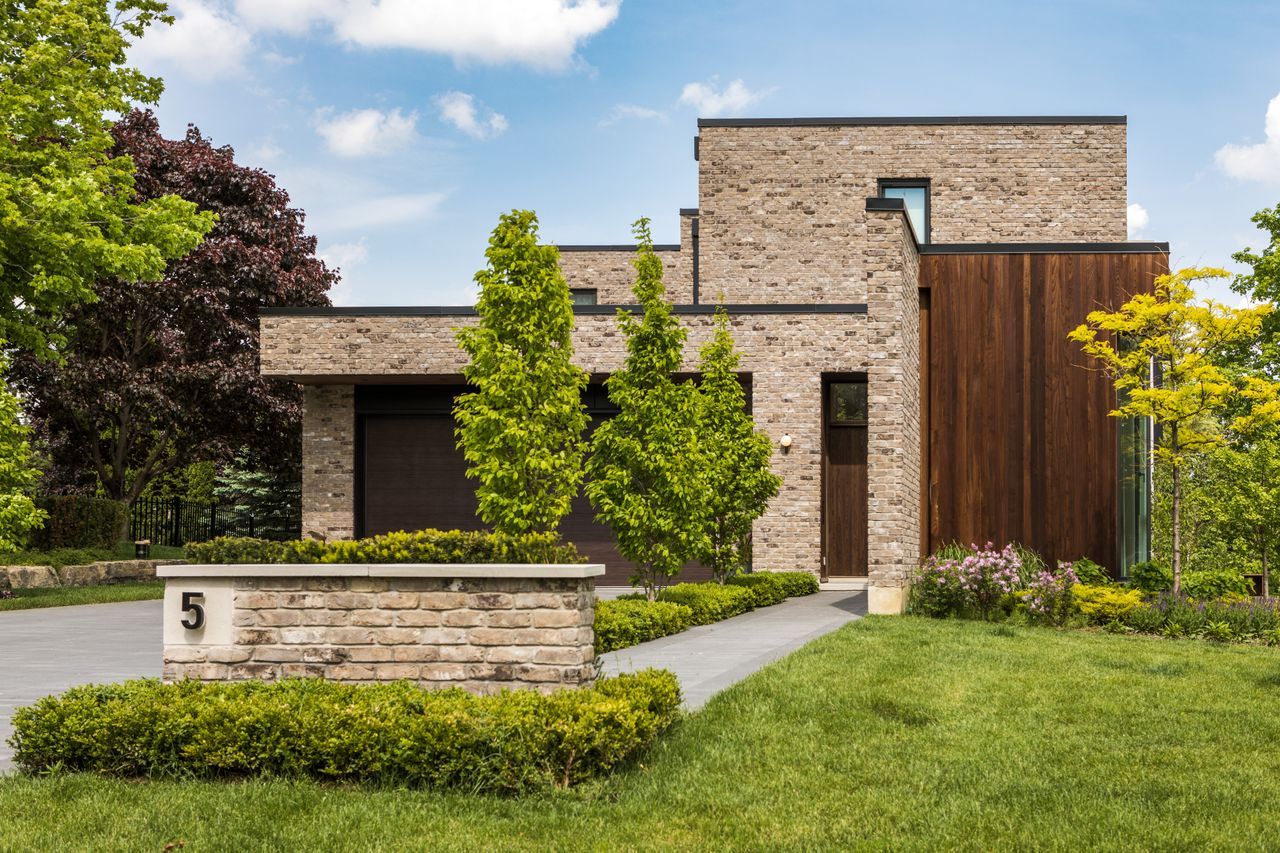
[3,617,1280,851]
[0,581,164,612]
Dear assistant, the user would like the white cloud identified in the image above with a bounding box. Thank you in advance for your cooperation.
[246,139,285,164]
[678,77,774,118]
[236,0,619,70]
[130,0,253,79]
[314,107,418,157]
[316,192,447,231]
[318,240,369,306]
[1215,92,1280,183]
[1127,203,1149,239]
[599,103,667,127]
[435,92,508,139]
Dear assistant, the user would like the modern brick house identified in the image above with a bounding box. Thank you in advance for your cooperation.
[260,115,1167,614]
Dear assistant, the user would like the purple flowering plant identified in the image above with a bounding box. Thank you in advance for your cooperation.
[909,542,1023,620]
[1026,561,1079,626]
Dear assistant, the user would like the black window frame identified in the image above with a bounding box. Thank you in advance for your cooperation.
[878,178,931,243]
[569,288,598,306]
[826,378,869,427]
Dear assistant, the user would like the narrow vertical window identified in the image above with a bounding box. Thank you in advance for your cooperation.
[1116,338,1152,578]
[879,179,930,243]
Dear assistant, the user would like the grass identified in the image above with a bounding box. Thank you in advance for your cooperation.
[0,541,186,568]
[3,617,1280,850]
[0,581,165,612]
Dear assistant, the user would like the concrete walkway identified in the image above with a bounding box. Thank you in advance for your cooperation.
[599,590,865,709]
[0,599,162,771]
[0,589,864,770]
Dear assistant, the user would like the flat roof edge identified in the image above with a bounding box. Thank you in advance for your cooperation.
[698,115,1127,128]
[261,303,869,318]
[554,244,680,252]
[922,242,1169,255]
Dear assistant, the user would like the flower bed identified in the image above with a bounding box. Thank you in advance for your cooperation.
[10,670,680,793]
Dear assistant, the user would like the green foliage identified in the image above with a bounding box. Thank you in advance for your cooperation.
[1069,267,1280,594]
[0,0,215,358]
[656,582,756,625]
[213,452,300,540]
[10,671,681,792]
[695,307,781,581]
[1130,560,1173,593]
[1069,558,1110,586]
[726,572,788,607]
[455,211,589,536]
[0,545,109,568]
[187,529,582,565]
[0,363,44,549]
[758,570,820,597]
[594,599,693,653]
[1232,203,1280,367]
[28,495,124,550]
[1182,568,1253,600]
[586,219,709,598]
[1072,584,1145,624]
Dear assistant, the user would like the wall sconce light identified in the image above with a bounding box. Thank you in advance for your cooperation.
[780,433,793,453]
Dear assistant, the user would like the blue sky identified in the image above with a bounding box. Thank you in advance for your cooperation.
[131,0,1280,306]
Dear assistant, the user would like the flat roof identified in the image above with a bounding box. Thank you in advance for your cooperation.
[697,115,1127,128]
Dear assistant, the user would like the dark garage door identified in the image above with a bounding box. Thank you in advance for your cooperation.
[356,385,712,587]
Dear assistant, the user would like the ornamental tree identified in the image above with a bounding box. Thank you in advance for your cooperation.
[1069,267,1280,595]
[1199,434,1280,598]
[1,1,214,359]
[13,110,333,518]
[696,305,780,582]
[0,358,45,550]
[454,210,589,535]
[587,219,709,599]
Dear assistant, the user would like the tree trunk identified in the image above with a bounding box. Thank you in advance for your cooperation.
[1263,546,1270,599]
[1171,423,1181,597]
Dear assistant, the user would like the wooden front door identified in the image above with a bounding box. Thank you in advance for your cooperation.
[823,378,868,577]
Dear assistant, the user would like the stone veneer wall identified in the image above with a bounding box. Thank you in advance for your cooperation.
[302,384,355,540]
[696,122,1127,303]
[558,246,688,304]
[163,575,596,694]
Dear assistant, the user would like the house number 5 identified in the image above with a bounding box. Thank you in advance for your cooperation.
[180,591,205,630]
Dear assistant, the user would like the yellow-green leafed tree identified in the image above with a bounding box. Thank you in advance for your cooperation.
[1069,267,1280,595]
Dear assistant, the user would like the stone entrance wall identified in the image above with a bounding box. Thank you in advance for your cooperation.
[159,565,601,695]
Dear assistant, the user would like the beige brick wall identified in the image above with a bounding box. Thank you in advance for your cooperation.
[302,385,354,541]
[164,575,597,694]
[555,210,697,304]
[697,122,1126,303]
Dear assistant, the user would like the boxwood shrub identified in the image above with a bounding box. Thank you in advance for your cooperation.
[757,571,820,598]
[10,671,679,793]
[595,600,693,653]
[657,583,757,625]
[726,572,788,607]
[28,496,125,551]
[187,529,582,566]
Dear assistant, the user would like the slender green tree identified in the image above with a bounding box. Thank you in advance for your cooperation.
[1069,267,1280,594]
[455,210,589,535]
[1,1,214,359]
[1199,434,1280,597]
[0,357,44,549]
[696,306,781,582]
[587,219,709,598]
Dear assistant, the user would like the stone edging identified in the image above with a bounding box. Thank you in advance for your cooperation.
[1,559,186,590]
[159,563,605,579]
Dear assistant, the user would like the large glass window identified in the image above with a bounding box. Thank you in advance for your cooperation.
[879,180,930,243]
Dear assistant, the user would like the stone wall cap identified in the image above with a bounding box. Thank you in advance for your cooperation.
[158,563,606,579]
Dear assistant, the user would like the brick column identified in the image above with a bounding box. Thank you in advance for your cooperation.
[302,384,355,540]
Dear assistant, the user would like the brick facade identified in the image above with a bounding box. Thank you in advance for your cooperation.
[302,385,355,540]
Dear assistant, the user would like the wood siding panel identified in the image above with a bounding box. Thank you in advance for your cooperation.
[920,251,1167,570]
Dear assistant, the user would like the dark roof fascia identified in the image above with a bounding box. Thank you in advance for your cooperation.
[698,115,1127,128]
[554,244,680,252]
[678,207,700,216]
[864,197,921,249]
[261,303,868,318]
[921,242,1169,255]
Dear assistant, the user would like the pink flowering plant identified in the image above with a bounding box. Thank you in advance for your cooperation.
[909,542,1024,620]
[1025,561,1080,626]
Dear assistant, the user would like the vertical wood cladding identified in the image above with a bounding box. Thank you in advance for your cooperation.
[920,251,1167,570]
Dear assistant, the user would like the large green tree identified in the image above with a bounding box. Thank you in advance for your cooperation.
[1,0,214,358]
[696,306,780,582]
[1198,434,1280,597]
[0,356,44,549]
[1070,267,1280,594]
[587,219,709,598]
[455,210,588,535]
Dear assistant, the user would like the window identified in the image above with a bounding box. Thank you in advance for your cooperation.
[879,179,930,243]
[569,288,598,306]
[828,381,868,425]
[1116,338,1152,579]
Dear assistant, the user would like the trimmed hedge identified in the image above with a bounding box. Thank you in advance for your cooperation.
[187,529,582,565]
[758,571,820,598]
[28,496,125,551]
[595,600,693,653]
[10,671,679,793]
[727,573,787,607]
[658,583,757,625]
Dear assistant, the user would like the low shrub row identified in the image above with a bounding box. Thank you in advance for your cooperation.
[10,670,680,793]
[187,529,582,566]
[599,572,820,652]
[1078,587,1280,644]
[28,496,125,551]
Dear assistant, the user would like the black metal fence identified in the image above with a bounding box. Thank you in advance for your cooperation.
[129,496,301,547]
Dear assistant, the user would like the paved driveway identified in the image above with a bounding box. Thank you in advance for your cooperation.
[0,600,162,771]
